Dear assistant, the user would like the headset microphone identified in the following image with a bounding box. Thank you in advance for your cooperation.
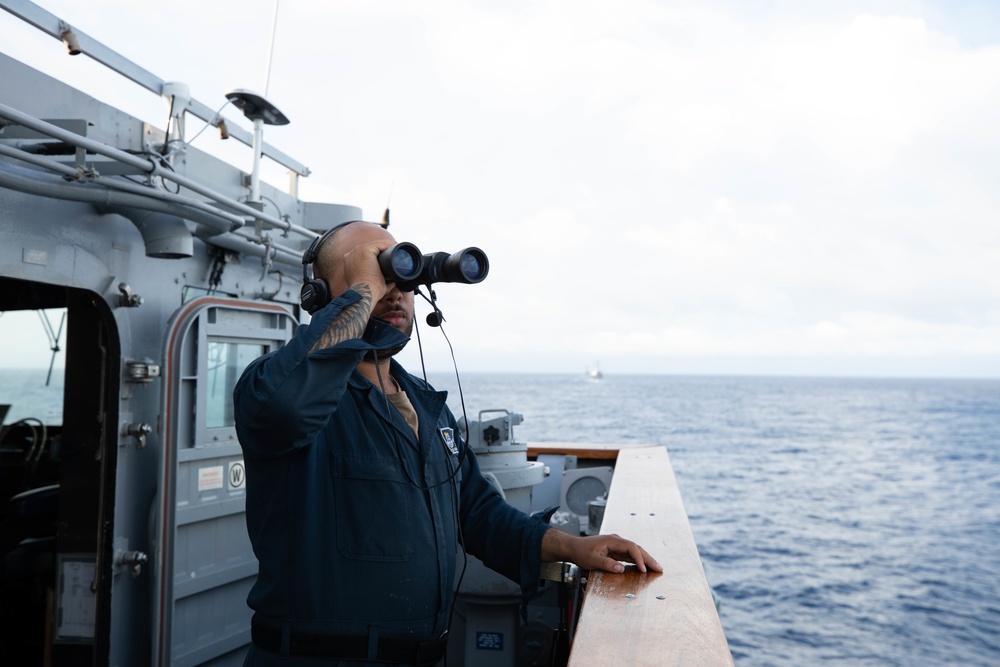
[426,311,444,327]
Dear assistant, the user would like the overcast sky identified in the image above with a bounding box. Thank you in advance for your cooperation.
[3,0,1000,377]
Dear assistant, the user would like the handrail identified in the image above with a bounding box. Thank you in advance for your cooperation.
[0,100,321,269]
[566,446,734,667]
[0,102,316,241]
[527,441,650,460]
[0,0,310,177]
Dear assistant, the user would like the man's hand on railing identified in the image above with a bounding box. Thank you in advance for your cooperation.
[541,529,663,574]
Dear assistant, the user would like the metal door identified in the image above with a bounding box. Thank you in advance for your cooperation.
[153,298,296,666]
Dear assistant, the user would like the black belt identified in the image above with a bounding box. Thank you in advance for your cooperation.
[251,616,448,665]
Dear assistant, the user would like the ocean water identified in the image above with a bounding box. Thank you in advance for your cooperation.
[0,368,65,425]
[427,372,1000,667]
[4,368,998,666]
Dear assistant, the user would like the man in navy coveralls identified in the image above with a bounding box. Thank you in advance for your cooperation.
[234,221,661,666]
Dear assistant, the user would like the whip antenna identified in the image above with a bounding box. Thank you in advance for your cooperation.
[381,178,395,229]
[264,0,281,97]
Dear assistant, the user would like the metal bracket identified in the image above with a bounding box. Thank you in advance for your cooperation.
[540,561,580,586]
[114,549,148,578]
[124,359,160,384]
[123,422,152,449]
[118,282,143,307]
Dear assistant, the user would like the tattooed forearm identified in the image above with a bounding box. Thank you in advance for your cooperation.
[309,284,374,353]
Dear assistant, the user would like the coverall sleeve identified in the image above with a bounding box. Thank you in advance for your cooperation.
[233,290,374,458]
[455,435,551,605]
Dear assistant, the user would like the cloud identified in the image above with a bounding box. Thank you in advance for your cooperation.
[3,0,1000,377]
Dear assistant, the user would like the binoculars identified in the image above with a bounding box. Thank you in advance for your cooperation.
[379,243,489,292]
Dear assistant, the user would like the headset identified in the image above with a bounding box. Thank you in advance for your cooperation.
[299,220,369,314]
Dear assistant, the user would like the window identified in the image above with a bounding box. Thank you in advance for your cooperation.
[205,341,264,428]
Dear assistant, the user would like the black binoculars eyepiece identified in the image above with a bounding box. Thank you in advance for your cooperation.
[382,244,489,292]
[377,242,424,284]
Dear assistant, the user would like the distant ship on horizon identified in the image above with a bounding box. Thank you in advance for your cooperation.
[586,363,603,380]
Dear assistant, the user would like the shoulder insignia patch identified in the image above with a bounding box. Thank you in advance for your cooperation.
[439,427,459,455]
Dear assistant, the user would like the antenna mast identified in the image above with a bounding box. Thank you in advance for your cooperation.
[225,0,288,208]
[264,0,281,97]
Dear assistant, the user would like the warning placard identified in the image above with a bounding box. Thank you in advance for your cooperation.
[198,465,224,492]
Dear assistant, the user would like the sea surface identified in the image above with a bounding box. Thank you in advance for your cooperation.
[3,369,998,666]
[426,372,1000,667]
[0,368,65,425]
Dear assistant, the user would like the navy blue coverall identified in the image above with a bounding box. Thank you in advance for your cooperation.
[233,290,549,665]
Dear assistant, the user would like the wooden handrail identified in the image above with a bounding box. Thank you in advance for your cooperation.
[527,441,656,460]
[567,446,734,667]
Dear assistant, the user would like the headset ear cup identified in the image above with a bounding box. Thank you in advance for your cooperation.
[300,278,330,314]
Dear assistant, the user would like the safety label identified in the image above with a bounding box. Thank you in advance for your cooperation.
[476,631,503,651]
[198,465,224,492]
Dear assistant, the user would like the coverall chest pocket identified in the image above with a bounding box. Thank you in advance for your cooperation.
[331,453,418,561]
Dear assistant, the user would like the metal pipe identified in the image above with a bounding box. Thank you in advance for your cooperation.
[0,144,304,263]
[0,140,81,175]
[112,210,193,259]
[0,161,223,233]
[0,102,317,238]
[250,118,263,204]
[194,227,301,266]
[0,103,151,170]
[0,142,246,229]
[0,162,304,266]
